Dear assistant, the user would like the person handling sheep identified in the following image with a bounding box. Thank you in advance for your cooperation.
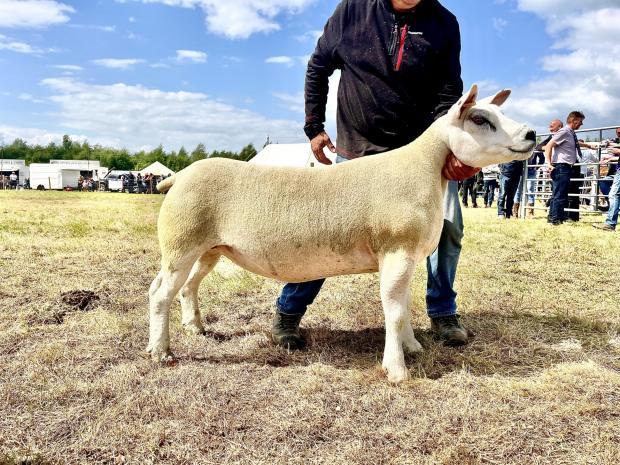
[272,0,479,348]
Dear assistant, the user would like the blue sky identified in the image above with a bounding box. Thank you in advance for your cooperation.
[0,0,618,152]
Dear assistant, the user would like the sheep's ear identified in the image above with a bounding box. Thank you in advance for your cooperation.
[449,84,478,122]
[479,89,511,107]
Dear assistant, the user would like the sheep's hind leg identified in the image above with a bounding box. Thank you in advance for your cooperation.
[180,252,220,335]
[402,316,423,354]
[379,250,417,383]
[147,254,197,362]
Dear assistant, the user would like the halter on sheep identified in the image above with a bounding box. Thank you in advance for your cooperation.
[147,84,536,383]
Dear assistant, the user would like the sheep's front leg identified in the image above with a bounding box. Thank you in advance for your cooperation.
[379,250,418,383]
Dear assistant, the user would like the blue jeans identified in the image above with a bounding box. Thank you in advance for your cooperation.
[483,179,497,206]
[514,174,523,204]
[605,174,620,228]
[547,163,572,224]
[497,173,520,218]
[277,176,463,319]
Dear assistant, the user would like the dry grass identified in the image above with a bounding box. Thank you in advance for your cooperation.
[0,190,618,465]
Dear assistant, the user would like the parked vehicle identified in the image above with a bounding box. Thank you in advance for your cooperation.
[104,171,131,192]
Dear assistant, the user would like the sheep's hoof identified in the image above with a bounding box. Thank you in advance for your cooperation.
[146,346,176,366]
[403,337,424,354]
[382,363,410,384]
[183,322,207,336]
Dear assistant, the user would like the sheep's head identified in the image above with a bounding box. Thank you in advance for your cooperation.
[441,84,536,168]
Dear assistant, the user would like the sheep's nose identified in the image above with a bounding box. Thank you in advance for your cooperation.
[525,130,536,142]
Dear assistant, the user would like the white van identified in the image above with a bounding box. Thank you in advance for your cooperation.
[104,171,130,192]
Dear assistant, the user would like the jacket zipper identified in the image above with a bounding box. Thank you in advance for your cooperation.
[388,23,399,56]
[394,24,408,71]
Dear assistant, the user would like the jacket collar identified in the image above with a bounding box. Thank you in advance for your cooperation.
[382,0,439,16]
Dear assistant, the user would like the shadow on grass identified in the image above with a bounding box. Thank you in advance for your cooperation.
[185,310,619,380]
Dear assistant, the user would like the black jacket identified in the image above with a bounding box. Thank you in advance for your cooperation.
[304,0,463,155]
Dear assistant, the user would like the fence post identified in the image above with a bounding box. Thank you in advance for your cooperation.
[519,158,528,218]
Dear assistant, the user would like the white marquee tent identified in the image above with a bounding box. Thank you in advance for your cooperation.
[250,143,336,168]
[139,161,175,177]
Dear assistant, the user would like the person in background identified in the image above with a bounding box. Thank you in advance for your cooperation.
[593,143,620,232]
[596,128,620,207]
[127,172,135,193]
[482,164,500,208]
[544,111,595,225]
[524,119,563,217]
[9,171,18,190]
[497,160,523,219]
[271,0,478,350]
[461,173,478,208]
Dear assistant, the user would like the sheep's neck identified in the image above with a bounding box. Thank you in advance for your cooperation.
[394,124,450,188]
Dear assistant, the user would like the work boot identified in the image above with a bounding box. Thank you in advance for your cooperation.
[272,311,306,349]
[592,223,615,232]
[512,202,520,218]
[430,314,472,347]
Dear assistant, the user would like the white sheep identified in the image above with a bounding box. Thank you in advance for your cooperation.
[147,84,535,383]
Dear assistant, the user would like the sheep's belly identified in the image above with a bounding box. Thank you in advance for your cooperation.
[216,245,378,283]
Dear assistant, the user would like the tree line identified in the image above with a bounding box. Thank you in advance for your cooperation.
[0,135,258,172]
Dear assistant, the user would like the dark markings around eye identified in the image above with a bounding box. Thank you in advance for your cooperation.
[470,113,496,132]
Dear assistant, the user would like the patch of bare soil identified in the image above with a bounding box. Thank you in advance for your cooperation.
[60,289,100,311]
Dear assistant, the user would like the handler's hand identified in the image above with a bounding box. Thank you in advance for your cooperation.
[442,152,480,181]
[310,131,336,165]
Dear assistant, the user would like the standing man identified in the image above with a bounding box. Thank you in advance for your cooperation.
[593,138,620,231]
[496,160,523,219]
[525,119,562,216]
[272,0,479,349]
[544,111,595,225]
[461,174,478,208]
[9,171,18,189]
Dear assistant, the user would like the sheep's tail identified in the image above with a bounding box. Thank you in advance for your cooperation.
[156,175,176,193]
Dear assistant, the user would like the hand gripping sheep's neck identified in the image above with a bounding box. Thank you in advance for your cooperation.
[147,84,536,383]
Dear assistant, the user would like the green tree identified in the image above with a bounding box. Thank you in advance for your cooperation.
[238,143,257,162]
[190,143,207,162]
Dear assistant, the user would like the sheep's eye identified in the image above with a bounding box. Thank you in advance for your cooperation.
[471,115,488,126]
[470,114,496,131]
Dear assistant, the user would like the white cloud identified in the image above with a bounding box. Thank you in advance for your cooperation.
[70,24,117,32]
[296,29,322,43]
[265,55,294,66]
[517,0,617,17]
[492,17,507,34]
[27,77,304,151]
[0,125,97,146]
[52,64,83,71]
[265,55,309,67]
[122,0,316,39]
[0,0,74,28]
[129,16,136,22]
[273,91,303,113]
[176,49,207,63]
[92,58,146,69]
[0,34,40,54]
[503,4,620,132]
[18,93,46,104]
[271,70,339,137]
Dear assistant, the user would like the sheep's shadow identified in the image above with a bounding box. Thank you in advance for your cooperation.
[187,310,618,379]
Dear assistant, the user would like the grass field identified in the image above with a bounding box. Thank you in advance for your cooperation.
[0,190,619,464]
